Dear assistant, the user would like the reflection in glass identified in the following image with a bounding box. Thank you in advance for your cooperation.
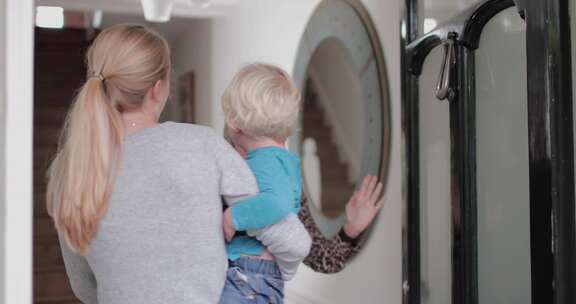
[419,46,452,304]
[418,0,483,34]
[299,37,383,220]
[302,138,322,210]
[423,18,438,33]
[300,39,365,218]
[476,8,531,304]
[301,79,357,218]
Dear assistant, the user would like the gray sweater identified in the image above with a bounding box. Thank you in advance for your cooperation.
[59,122,311,304]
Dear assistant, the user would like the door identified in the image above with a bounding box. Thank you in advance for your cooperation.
[401,0,576,303]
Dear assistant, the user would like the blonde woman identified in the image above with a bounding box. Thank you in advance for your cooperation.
[46,24,309,304]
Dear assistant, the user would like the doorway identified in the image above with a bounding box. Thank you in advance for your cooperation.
[401,0,576,303]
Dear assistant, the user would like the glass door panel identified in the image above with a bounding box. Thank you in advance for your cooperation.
[418,45,452,304]
[475,7,531,304]
[418,0,483,34]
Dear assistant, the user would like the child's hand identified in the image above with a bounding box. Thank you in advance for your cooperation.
[223,208,236,242]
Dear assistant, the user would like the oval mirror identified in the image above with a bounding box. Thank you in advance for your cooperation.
[291,0,391,239]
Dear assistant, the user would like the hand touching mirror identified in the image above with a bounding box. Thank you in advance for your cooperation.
[343,175,384,238]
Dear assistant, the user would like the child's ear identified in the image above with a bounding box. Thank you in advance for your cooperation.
[227,121,241,134]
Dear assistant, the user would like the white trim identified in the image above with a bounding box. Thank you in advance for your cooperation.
[35,0,237,18]
[1,0,34,303]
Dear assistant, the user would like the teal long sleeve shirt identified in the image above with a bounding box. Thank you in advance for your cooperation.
[226,146,302,260]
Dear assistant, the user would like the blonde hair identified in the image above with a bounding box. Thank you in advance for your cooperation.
[46,24,171,255]
[222,63,302,139]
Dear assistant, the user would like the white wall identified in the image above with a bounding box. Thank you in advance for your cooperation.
[204,1,402,303]
[171,19,214,126]
[100,13,211,124]
[0,0,34,303]
[0,0,6,298]
[209,1,321,133]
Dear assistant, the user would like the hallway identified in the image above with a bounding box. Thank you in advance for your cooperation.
[1,0,575,303]
[33,27,92,304]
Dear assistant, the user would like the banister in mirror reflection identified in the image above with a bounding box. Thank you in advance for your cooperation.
[302,137,322,210]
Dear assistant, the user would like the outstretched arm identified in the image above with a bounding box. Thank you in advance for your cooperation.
[302,175,383,273]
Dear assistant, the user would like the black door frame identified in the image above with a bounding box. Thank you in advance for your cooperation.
[400,0,576,303]
[524,1,576,303]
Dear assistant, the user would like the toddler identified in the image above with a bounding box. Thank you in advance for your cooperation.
[219,63,310,303]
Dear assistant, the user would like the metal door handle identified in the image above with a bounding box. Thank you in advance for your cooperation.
[436,38,455,101]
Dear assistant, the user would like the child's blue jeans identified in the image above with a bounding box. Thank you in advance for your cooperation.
[219,256,285,304]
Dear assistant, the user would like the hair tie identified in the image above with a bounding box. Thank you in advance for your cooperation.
[90,71,105,81]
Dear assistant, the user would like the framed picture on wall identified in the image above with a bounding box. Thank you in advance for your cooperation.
[178,71,195,123]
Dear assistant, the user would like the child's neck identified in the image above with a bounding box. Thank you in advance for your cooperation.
[242,136,286,153]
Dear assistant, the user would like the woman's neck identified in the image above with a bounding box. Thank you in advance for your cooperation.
[121,111,158,136]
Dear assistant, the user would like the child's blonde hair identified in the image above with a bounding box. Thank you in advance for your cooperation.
[222,63,302,140]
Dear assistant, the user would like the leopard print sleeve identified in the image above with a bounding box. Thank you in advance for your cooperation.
[299,197,363,274]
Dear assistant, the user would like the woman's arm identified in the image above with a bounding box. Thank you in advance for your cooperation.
[213,134,260,204]
[299,197,361,273]
[301,175,383,273]
[59,236,98,304]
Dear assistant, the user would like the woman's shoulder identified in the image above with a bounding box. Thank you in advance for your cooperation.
[160,122,221,145]
[162,121,216,135]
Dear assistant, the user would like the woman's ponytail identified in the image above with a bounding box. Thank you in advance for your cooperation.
[46,24,170,255]
[47,76,123,255]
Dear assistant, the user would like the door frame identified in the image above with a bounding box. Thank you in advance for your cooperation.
[0,0,34,303]
[524,1,576,303]
[401,0,576,303]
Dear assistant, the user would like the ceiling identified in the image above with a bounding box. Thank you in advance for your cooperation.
[35,0,240,18]
[100,12,202,44]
